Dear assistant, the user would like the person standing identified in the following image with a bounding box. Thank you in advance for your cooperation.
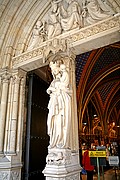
[82,145,94,180]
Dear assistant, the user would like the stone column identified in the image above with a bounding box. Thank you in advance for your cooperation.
[0,69,26,180]
[5,71,26,154]
[65,53,79,151]
[9,75,20,153]
[16,77,26,153]
[0,71,10,153]
[4,76,14,153]
[43,53,81,180]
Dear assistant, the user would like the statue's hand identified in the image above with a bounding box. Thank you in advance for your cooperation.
[47,88,51,94]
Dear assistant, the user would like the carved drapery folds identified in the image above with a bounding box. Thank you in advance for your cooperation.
[43,54,81,180]
[47,59,72,148]
[46,60,72,149]
[0,69,26,154]
[45,53,79,165]
[27,0,115,50]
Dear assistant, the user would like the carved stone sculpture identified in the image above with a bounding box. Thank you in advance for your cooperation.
[82,0,112,25]
[25,0,116,49]
[28,20,46,50]
[47,62,72,149]
[47,0,62,39]
[46,150,71,165]
[60,0,83,31]
[46,152,64,165]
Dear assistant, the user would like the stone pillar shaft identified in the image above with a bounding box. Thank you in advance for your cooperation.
[0,68,26,180]
[16,78,25,152]
[70,56,79,151]
[0,75,9,153]
[4,77,13,152]
[9,76,20,153]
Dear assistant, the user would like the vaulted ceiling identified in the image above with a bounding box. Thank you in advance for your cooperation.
[76,41,120,137]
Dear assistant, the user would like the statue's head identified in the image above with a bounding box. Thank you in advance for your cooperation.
[50,62,60,76]
[60,64,66,71]
[35,20,42,28]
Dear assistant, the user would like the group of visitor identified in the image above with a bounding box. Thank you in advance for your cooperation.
[80,141,120,180]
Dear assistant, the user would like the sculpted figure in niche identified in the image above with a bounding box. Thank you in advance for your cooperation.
[60,0,83,32]
[47,62,71,149]
[28,20,46,50]
[82,0,112,26]
[47,0,62,39]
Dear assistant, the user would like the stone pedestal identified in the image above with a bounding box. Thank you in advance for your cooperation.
[43,148,81,180]
[0,154,22,180]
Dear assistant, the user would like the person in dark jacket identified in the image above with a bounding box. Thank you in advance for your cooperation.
[82,145,94,180]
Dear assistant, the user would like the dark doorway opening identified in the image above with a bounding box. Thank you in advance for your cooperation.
[23,72,49,180]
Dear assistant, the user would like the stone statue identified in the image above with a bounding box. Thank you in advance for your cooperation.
[47,0,62,39]
[47,62,71,149]
[27,20,46,50]
[82,0,112,25]
[60,0,83,32]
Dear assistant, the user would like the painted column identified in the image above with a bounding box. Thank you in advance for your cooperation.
[0,71,10,153]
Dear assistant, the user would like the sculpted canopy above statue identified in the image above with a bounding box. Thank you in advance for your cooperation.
[27,0,115,50]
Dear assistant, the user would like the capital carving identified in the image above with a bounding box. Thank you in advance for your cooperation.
[12,69,26,85]
[1,69,11,83]
[12,75,20,84]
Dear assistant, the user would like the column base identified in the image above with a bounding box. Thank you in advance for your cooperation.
[43,148,82,180]
[0,154,22,180]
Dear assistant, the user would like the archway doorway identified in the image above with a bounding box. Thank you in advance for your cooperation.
[22,69,50,180]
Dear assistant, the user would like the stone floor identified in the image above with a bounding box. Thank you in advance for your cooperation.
[81,167,120,180]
